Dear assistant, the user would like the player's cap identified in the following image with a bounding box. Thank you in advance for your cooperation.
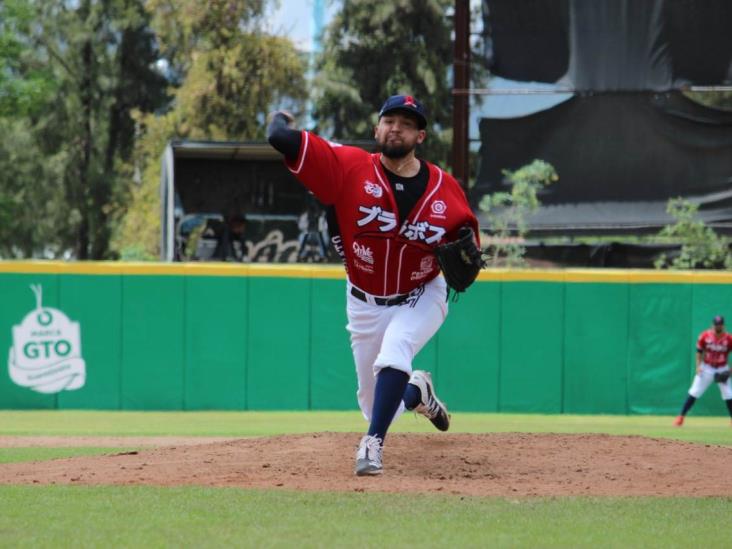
[378,95,427,129]
[713,315,725,325]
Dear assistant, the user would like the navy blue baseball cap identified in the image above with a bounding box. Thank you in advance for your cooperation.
[714,315,725,325]
[378,95,427,129]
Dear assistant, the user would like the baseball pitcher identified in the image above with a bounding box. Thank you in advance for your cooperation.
[267,95,482,475]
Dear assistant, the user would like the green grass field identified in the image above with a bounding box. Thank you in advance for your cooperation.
[1,411,731,548]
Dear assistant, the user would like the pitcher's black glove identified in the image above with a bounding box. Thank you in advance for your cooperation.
[714,371,730,383]
[434,226,484,292]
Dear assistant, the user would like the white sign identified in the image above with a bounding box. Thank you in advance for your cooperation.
[7,285,86,394]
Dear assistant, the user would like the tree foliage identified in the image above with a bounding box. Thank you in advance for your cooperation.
[0,0,170,259]
[0,0,57,118]
[0,119,67,258]
[0,0,62,257]
[114,0,307,259]
[654,197,732,270]
[313,0,453,165]
[479,160,558,267]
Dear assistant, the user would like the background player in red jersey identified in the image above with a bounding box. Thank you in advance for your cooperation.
[267,95,481,475]
[674,315,732,426]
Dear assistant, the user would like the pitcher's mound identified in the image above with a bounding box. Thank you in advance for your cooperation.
[1,432,731,496]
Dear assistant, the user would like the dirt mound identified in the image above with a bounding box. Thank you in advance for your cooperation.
[1,432,730,496]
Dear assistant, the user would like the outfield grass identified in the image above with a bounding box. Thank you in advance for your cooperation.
[1,410,731,445]
[1,411,731,548]
[0,486,730,548]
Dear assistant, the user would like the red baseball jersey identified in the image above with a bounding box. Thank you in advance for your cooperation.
[696,329,732,367]
[286,131,479,296]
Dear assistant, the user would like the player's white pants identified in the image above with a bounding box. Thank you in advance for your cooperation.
[346,275,448,422]
[688,363,732,400]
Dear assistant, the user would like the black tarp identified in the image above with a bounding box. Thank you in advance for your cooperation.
[473,92,732,235]
[482,0,570,83]
[482,0,732,90]
[522,242,691,268]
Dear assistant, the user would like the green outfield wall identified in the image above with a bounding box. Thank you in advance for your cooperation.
[1,262,731,416]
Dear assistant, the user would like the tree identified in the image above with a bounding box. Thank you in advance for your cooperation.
[113,0,307,259]
[0,119,67,258]
[40,0,171,259]
[654,197,732,270]
[0,0,63,257]
[313,0,454,165]
[479,160,558,267]
[0,0,56,118]
[0,0,170,259]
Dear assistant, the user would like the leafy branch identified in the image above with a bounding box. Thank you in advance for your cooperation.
[654,197,732,269]
[479,160,558,267]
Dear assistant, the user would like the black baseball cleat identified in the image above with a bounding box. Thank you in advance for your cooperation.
[408,370,450,431]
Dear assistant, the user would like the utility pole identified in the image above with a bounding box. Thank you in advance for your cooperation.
[452,0,470,191]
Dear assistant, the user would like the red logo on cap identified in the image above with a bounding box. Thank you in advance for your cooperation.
[403,96,416,107]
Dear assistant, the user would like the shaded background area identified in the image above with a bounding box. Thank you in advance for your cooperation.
[474,0,732,240]
[162,141,377,263]
[158,1,732,267]
[474,93,732,235]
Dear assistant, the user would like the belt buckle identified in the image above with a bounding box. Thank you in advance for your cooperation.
[384,293,408,306]
[391,294,406,306]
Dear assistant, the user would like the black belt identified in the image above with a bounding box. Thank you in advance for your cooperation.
[350,287,409,306]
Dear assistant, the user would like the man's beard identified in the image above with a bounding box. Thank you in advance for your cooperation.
[379,141,415,159]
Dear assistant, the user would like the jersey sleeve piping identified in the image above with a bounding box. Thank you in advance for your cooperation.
[286,130,309,175]
[370,155,393,197]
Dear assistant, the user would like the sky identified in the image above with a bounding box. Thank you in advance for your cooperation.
[265,0,336,53]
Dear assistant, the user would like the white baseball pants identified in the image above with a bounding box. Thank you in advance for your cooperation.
[345,275,448,421]
[688,363,732,400]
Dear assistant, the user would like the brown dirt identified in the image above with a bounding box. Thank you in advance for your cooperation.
[1,433,731,497]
